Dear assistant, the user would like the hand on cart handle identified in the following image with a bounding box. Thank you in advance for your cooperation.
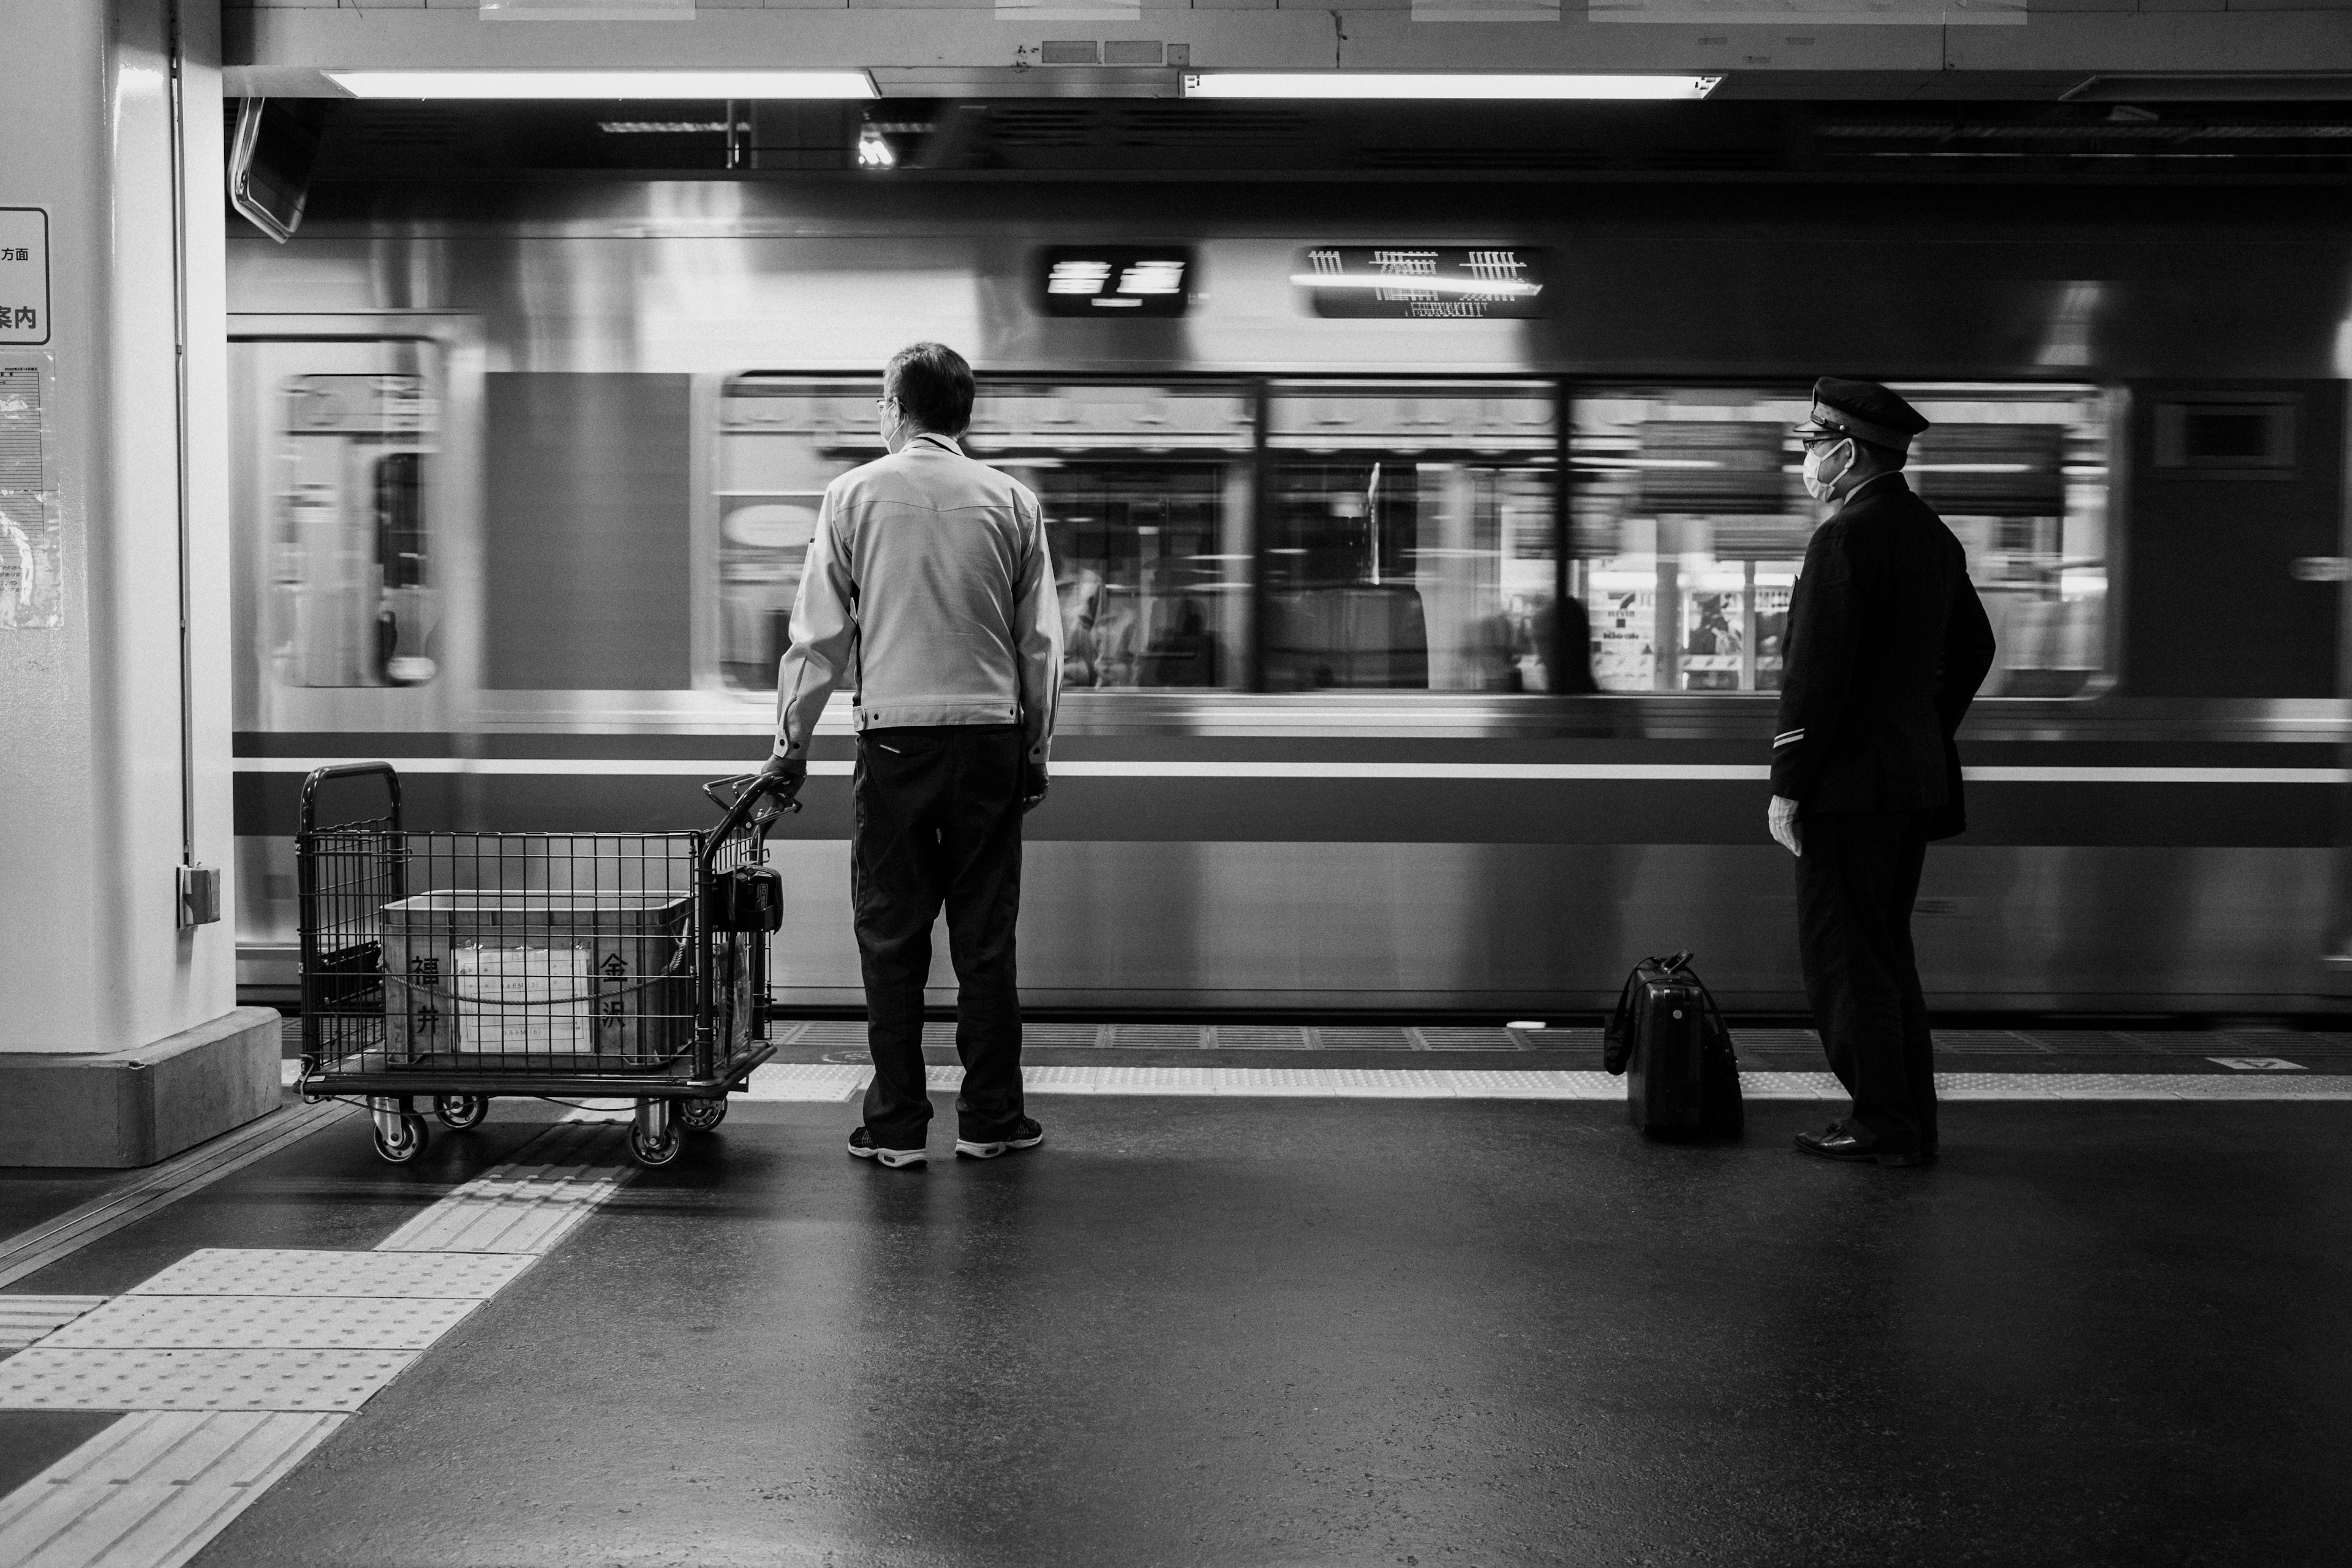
[753,753,807,806]
[702,764,803,824]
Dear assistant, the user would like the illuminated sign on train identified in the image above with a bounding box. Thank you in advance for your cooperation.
[1294,246,1552,320]
[1036,247,1193,318]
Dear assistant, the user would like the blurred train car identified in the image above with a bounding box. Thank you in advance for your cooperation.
[226,178,2352,1015]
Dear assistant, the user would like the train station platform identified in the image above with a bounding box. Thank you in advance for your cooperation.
[0,1024,2345,1568]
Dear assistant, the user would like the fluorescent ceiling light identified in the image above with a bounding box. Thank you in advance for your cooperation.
[1184,72,1719,100]
[326,69,878,100]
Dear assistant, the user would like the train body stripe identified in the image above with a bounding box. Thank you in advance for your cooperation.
[232,758,2351,785]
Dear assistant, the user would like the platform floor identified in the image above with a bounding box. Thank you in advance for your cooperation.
[1,1031,2348,1567]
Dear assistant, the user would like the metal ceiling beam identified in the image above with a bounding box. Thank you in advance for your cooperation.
[223,4,2352,99]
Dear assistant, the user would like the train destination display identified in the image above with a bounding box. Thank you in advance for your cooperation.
[1294,247,1551,319]
[1038,247,1193,317]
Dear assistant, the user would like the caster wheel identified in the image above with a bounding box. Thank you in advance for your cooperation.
[435,1094,488,1130]
[627,1118,683,1168]
[679,1098,728,1133]
[374,1114,429,1165]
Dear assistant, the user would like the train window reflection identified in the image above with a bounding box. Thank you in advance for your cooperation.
[1570,385,2110,697]
[1264,382,1558,692]
[968,382,1254,691]
[715,376,884,692]
[273,372,437,687]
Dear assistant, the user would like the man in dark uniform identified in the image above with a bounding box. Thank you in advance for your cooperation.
[1768,378,1997,1168]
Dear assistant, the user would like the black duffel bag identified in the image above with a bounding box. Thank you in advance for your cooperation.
[1603,951,1744,1140]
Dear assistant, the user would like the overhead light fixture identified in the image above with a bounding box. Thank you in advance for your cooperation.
[1183,72,1720,100]
[326,69,878,100]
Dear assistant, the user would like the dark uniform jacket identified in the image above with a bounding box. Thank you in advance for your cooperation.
[1771,472,1997,839]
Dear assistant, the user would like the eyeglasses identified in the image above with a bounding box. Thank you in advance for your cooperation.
[875,396,897,413]
[1796,431,1852,449]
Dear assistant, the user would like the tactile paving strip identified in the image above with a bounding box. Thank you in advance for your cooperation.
[1023,1023,1107,1049]
[1210,1026,1312,1051]
[747,1062,867,1101]
[377,1125,631,1254]
[0,1297,107,1350]
[1316,1028,1417,1051]
[0,1348,417,1411]
[0,1409,345,1568]
[1107,1025,1210,1050]
[1414,1028,1528,1051]
[127,1249,529,1300]
[42,1295,477,1352]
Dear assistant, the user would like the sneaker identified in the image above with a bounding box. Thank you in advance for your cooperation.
[848,1127,927,1168]
[955,1118,1044,1160]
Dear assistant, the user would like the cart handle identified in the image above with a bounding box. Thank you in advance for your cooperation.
[300,761,402,835]
[700,774,797,867]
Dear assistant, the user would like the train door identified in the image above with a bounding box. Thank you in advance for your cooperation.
[226,319,484,987]
[2122,382,2344,700]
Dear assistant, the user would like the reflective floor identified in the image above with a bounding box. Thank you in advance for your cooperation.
[1,1040,2348,1568]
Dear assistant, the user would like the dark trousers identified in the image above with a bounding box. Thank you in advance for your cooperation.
[853,724,1028,1147]
[1795,810,1937,1155]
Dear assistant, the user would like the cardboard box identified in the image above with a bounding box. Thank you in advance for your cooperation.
[382,891,693,1066]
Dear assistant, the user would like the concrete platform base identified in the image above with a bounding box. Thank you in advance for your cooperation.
[0,1008,282,1168]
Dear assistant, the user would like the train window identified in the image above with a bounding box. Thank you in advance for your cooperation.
[1263,382,1558,692]
[714,376,884,691]
[273,372,437,687]
[968,382,1254,691]
[1570,385,2111,698]
[2154,401,2296,472]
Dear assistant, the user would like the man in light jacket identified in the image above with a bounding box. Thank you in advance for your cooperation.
[759,343,1063,1169]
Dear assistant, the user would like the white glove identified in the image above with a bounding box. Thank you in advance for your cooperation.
[1768,795,1803,858]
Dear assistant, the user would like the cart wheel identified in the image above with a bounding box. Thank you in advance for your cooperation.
[679,1098,728,1133]
[434,1094,488,1131]
[374,1114,429,1165]
[627,1117,684,1168]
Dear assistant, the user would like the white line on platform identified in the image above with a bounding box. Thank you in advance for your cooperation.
[745,1062,2352,1102]
[236,756,2346,785]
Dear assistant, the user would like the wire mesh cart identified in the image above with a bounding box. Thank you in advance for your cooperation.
[295,763,790,1167]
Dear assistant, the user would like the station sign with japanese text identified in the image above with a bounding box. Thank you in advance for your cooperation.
[1295,246,1552,320]
[0,209,50,345]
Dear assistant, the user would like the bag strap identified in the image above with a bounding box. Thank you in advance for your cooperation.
[1678,959,1737,1061]
[1602,957,1656,1074]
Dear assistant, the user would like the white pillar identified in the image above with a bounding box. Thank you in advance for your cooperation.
[0,0,277,1166]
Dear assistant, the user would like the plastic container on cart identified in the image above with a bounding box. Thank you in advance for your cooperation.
[293,763,793,1169]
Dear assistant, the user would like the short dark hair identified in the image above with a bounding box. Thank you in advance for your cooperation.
[884,342,975,437]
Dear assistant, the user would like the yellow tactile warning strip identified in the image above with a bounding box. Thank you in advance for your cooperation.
[0,1300,107,1351]
[0,1411,346,1568]
[124,1248,531,1300]
[42,1296,480,1352]
[0,1101,356,1291]
[375,1120,635,1255]
[745,1063,2352,1102]
[0,1349,420,1414]
[0,1118,637,1568]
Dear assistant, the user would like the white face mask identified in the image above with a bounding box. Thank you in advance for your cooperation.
[1801,437,1853,503]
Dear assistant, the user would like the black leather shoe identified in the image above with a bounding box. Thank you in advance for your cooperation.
[1795,1128,1922,1168]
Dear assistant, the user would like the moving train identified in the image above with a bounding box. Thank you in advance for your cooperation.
[227,175,2352,1015]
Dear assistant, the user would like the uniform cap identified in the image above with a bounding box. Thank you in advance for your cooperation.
[1795,377,1930,453]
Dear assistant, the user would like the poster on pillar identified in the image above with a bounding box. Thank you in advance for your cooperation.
[0,209,47,346]
[0,359,61,630]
